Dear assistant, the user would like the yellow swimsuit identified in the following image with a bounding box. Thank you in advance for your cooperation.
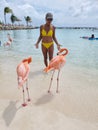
[41,25,54,49]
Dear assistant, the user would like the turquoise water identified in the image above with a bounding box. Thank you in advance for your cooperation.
[0,29,98,71]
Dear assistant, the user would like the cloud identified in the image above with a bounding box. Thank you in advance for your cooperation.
[0,0,98,27]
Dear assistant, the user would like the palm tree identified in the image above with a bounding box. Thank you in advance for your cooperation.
[11,14,21,25]
[4,7,13,24]
[10,14,17,25]
[24,16,32,26]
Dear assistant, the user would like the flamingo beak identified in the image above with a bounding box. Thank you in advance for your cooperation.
[57,52,59,55]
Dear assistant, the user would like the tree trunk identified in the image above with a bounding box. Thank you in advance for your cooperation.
[4,14,6,25]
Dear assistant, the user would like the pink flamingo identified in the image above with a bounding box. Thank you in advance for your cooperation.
[4,33,13,47]
[4,40,12,47]
[7,33,13,42]
[44,48,68,93]
[16,57,32,107]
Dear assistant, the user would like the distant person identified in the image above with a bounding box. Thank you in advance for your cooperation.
[90,34,95,38]
[80,34,95,39]
[35,12,61,67]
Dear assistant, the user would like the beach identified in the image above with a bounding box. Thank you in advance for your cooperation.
[0,29,98,130]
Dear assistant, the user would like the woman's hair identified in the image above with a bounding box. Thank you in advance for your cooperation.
[45,13,53,20]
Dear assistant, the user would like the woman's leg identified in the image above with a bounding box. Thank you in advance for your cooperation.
[41,45,48,66]
[48,45,54,61]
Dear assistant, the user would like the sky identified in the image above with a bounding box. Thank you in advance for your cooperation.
[0,0,98,27]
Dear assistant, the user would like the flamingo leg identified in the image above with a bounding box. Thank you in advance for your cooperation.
[26,79,31,102]
[17,77,19,85]
[22,85,27,107]
[56,69,60,93]
[48,70,55,93]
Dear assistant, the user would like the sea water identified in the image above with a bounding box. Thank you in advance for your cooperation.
[0,28,98,69]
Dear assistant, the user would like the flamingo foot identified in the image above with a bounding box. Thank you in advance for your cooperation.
[28,98,31,102]
[48,90,51,93]
[56,90,59,93]
[48,90,52,94]
[22,103,27,107]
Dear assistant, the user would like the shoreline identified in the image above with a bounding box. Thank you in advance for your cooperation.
[0,25,39,30]
[0,24,98,30]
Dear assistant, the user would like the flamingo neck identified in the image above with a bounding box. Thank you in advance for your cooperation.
[58,48,68,56]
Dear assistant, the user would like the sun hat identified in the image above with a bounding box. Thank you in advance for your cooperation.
[45,13,53,20]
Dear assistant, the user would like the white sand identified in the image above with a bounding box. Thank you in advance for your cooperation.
[0,62,98,130]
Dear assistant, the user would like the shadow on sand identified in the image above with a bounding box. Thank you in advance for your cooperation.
[35,93,54,106]
[29,69,42,78]
[29,69,48,79]
[2,100,22,126]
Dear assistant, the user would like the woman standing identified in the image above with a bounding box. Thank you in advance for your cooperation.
[35,12,61,67]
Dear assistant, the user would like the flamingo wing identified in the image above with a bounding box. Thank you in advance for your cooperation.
[17,63,27,87]
[50,56,65,68]
[44,55,65,72]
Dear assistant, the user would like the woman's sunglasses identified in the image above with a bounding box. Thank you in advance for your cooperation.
[47,18,53,21]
